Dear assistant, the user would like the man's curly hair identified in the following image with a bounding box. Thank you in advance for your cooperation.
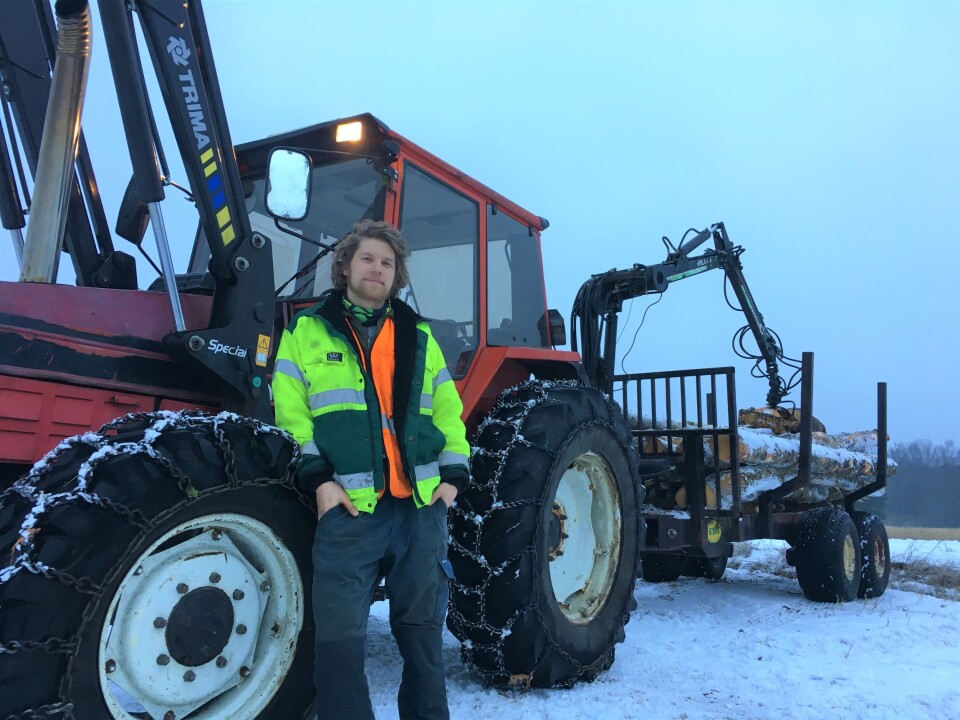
[331,219,410,298]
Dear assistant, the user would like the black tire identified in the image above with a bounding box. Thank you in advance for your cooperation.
[639,553,685,583]
[0,411,315,719]
[687,554,728,581]
[794,506,861,603]
[447,380,642,689]
[852,511,890,599]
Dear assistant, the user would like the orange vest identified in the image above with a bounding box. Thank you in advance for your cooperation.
[347,318,411,498]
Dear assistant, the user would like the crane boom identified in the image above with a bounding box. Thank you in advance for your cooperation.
[571,222,791,406]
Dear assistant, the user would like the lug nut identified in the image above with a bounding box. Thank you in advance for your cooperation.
[216,656,228,668]
[260,581,271,592]
[154,617,167,629]
[233,589,244,600]
[239,666,251,678]
[157,654,170,666]
[211,529,223,541]
[209,572,221,584]
[177,583,189,594]
[183,670,196,682]
[105,659,116,673]
[134,566,144,576]
[164,712,176,720]
[236,624,247,635]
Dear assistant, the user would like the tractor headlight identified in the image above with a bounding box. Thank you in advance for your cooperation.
[335,121,363,143]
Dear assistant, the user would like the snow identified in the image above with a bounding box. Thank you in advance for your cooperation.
[362,539,959,719]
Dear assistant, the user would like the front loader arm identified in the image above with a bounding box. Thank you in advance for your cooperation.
[571,222,789,407]
[99,0,274,417]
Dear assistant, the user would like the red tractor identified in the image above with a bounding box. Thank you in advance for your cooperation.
[0,1,889,718]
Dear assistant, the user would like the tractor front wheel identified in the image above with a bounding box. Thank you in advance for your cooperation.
[447,381,642,689]
[0,412,315,720]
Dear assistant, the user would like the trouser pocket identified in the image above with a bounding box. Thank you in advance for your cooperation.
[435,556,454,623]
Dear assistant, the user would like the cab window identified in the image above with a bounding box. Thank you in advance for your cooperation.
[398,163,479,376]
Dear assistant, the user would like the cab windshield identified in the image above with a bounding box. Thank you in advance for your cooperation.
[190,156,388,299]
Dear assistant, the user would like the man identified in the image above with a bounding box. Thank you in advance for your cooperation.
[272,219,470,720]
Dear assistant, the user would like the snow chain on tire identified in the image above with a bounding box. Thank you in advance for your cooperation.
[447,380,643,690]
[0,411,315,720]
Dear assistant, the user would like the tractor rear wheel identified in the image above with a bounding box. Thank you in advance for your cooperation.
[852,511,890,599]
[0,412,315,720]
[447,380,642,689]
[794,506,861,602]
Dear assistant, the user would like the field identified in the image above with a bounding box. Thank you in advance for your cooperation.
[362,537,960,719]
[886,526,960,541]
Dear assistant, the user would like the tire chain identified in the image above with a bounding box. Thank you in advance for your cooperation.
[0,637,75,655]
[0,410,299,719]
[2,702,73,720]
[448,379,633,689]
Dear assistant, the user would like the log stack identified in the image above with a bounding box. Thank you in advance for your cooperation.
[637,409,895,511]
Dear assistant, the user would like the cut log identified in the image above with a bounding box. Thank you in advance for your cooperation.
[739,406,826,434]
[710,427,883,477]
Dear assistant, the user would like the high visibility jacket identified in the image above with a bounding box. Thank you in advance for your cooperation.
[272,291,470,513]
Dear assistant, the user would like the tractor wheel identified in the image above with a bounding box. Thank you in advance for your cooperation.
[447,380,642,689]
[794,506,861,603]
[852,511,890,599]
[639,553,685,583]
[0,412,315,720]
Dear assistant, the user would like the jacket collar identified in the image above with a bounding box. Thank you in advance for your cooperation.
[312,289,421,437]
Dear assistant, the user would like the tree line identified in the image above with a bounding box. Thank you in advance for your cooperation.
[860,439,959,528]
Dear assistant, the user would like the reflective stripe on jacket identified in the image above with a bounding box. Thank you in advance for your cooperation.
[272,290,470,513]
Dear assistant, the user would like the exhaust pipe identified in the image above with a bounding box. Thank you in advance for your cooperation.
[19,0,92,283]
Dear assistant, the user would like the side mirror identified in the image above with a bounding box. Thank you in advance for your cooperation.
[265,147,312,221]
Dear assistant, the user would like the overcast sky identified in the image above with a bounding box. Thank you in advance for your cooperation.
[2,0,957,445]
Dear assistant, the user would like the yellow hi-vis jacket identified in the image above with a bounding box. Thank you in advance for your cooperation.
[272,291,470,513]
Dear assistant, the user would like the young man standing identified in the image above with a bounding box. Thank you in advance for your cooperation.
[272,219,470,720]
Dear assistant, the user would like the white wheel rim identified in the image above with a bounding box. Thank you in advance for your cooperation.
[547,451,622,625]
[98,513,303,720]
[842,533,857,582]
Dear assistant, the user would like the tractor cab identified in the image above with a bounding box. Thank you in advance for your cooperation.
[189,114,577,418]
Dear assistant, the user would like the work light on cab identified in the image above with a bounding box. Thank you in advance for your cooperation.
[336,121,363,142]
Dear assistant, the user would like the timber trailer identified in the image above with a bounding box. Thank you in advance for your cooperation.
[0,0,889,718]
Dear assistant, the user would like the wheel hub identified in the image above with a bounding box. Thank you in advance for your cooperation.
[548,452,622,625]
[872,537,887,576]
[99,514,303,720]
[547,503,567,560]
[842,534,857,582]
[166,587,235,667]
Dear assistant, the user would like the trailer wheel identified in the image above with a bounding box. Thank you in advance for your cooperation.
[794,507,861,603]
[639,553,685,583]
[447,380,642,689]
[687,554,728,581]
[0,412,314,720]
[852,511,890,599]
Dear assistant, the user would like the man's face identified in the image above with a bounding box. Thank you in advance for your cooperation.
[343,237,396,308]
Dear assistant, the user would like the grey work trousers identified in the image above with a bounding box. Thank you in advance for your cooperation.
[311,493,453,720]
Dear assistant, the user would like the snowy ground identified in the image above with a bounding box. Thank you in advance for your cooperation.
[365,539,960,720]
